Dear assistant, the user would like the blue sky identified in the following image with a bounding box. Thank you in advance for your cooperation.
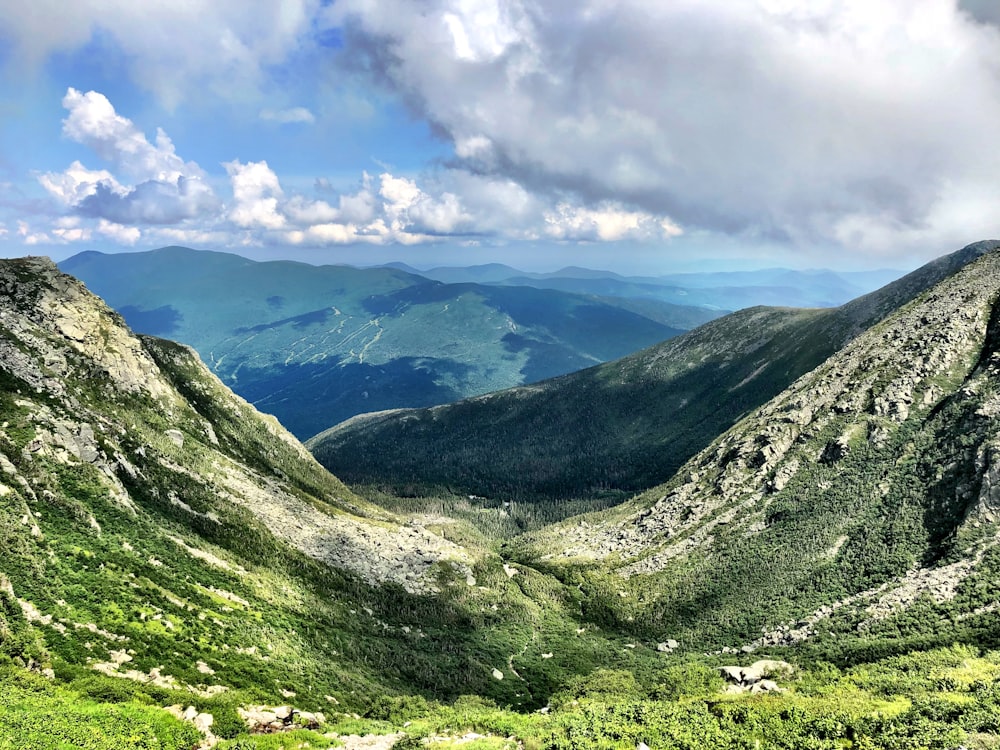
[2,1,1000,274]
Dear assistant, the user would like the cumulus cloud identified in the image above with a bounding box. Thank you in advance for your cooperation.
[379,174,472,235]
[40,89,219,226]
[97,219,141,245]
[225,162,482,244]
[330,0,1000,255]
[17,221,52,246]
[38,161,124,207]
[75,177,219,225]
[27,87,685,251]
[224,160,287,229]
[0,1,323,107]
[60,88,201,183]
[544,204,683,243]
[259,107,316,124]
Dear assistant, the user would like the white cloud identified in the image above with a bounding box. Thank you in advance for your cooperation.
[224,160,287,229]
[61,88,204,183]
[544,203,684,243]
[17,221,52,246]
[39,160,125,207]
[41,89,219,225]
[97,219,142,245]
[330,0,1000,257]
[379,173,474,235]
[52,226,92,242]
[0,1,324,107]
[259,107,316,124]
[24,88,686,252]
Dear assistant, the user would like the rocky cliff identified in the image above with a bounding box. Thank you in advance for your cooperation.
[0,257,471,595]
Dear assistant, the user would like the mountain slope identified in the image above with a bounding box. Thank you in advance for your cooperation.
[6,257,1000,748]
[514,242,1000,653]
[0,257,577,711]
[309,241,1000,507]
[8,256,767,745]
[61,246,690,439]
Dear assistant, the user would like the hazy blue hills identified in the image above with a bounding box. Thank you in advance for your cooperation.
[404,262,902,309]
[60,246,692,439]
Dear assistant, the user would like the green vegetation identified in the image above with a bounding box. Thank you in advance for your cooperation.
[0,666,199,750]
[311,241,1000,509]
[7,244,1000,749]
[8,644,1000,748]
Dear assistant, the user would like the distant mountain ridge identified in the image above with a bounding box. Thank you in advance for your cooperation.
[310,241,997,510]
[407,262,903,309]
[60,246,698,439]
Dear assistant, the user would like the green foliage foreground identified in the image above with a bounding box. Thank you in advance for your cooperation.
[5,645,1000,749]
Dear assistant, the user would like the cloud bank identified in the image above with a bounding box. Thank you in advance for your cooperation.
[329,0,1000,254]
[9,2,1000,263]
[36,88,676,250]
[0,0,322,107]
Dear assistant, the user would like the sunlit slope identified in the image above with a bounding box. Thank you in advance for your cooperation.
[515,242,1000,655]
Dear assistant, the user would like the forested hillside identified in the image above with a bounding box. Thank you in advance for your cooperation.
[311,241,1000,513]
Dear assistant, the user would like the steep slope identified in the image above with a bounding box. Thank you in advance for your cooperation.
[6,257,744,745]
[5,259,1000,749]
[61,246,688,439]
[310,241,1000,507]
[0,258,562,711]
[515,243,1000,653]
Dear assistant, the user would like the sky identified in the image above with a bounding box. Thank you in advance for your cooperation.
[1,0,1000,274]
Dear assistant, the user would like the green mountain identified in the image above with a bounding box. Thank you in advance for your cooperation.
[513,239,1000,659]
[60,247,695,440]
[7,250,1000,748]
[308,241,1000,513]
[0,256,675,745]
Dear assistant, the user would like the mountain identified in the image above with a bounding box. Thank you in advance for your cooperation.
[412,263,902,309]
[493,271,893,310]
[0,256,675,741]
[309,241,999,513]
[7,253,1000,747]
[512,239,1000,660]
[60,246,691,440]
[408,262,529,284]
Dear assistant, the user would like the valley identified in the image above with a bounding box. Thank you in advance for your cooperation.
[3,243,1000,748]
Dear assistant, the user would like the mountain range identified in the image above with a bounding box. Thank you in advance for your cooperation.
[5,243,1000,747]
[60,247,706,440]
[394,262,902,309]
[310,242,991,511]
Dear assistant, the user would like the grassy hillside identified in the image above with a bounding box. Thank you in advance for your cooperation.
[511,244,1000,662]
[0,256,726,747]
[310,241,1000,512]
[60,246,695,439]
[5,251,1000,747]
